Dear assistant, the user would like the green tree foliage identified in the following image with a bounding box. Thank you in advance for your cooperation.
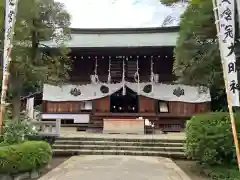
[0,0,72,117]
[160,0,239,87]
[160,0,180,6]
[160,0,228,110]
[171,0,221,87]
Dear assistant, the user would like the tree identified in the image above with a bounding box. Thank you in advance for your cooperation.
[162,0,221,87]
[160,0,229,110]
[161,0,180,6]
[1,0,72,118]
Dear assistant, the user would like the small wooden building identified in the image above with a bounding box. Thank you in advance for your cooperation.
[41,26,211,132]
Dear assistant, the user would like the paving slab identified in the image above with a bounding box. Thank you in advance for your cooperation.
[60,128,186,140]
[39,155,191,180]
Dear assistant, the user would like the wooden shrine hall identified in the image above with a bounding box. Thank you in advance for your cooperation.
[39,26,211,133]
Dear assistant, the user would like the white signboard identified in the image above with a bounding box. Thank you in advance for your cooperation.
[3,0,19,71]
[218,0,240,106]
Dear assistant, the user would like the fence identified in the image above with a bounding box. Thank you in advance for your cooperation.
[32,119,61,137]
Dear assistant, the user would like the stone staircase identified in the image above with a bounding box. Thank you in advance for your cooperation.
[52,137,186,159]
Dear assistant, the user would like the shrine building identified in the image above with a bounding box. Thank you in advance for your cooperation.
[37,26,211,133]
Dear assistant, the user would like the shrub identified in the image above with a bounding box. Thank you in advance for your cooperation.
[0,141,52,174]
[185,112,240,166]
[202,165,240,180]
[0,135,3,143]
[27,135,56,145]
[2,115,38,145]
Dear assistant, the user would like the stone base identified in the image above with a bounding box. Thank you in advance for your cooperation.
[0,171,40,180]
[103,119,144,135]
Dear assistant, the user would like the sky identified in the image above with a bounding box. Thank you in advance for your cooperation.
[56,0,187,28]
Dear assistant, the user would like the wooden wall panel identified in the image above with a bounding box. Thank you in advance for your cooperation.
[139,96,156,113]
[168,101,210,115]
[168,102,195,115]
[94,96,110,112]
[195,102,210,114]
[44,101,84,113]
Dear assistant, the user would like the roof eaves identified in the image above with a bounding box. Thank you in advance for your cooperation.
[70,26,180,34]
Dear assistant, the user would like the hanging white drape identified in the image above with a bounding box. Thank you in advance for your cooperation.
[43,82,211,103]
[91,56,100,84]
[150,56,154,95]
[122,57,126,95]
[43,83,123,101]
[134,56,140,94]
[125,82,211,103]
[107,56,111,84]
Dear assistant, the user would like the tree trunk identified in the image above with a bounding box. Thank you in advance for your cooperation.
[31,19,39,62]
[9,76,22,120]
[12,93,21,119]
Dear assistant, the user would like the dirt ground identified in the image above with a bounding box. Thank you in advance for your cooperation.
[174,160,210,180]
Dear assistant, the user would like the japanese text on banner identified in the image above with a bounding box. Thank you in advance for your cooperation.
[218,0,240,106]
[3,0,18,72]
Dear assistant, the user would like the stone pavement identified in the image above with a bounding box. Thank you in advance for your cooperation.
[39,155,191,180]
[60,127,186,140]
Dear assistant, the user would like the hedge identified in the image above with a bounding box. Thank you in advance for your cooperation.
[185,112,240,166]
[0,141,52,174]
[202,165,240,180]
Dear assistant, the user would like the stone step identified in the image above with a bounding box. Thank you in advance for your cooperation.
[56,137,185,143]
[54,140,184,147]
[52,145,184,152]
[53,149,186,159]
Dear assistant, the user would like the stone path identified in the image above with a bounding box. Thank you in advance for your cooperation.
[39,156,191,180]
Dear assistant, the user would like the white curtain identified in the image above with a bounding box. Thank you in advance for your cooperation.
[43,82,211,103]
[43,83,122,101]
[126,82,211,103]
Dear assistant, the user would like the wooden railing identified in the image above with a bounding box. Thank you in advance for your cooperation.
[32,119,61,137]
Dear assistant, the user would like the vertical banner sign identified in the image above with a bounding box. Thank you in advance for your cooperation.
[213,0,240,170]
[237,0,240,30]
[0,0,19,132]
[3,0,18,72]
[218,0,240,106]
